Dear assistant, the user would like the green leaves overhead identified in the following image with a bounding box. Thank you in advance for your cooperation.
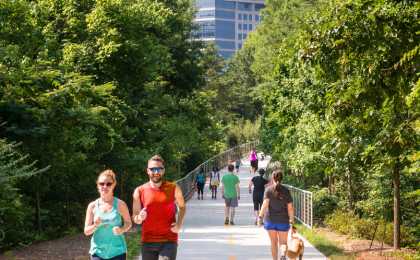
[242,0,419,248]
[0,0,221,250]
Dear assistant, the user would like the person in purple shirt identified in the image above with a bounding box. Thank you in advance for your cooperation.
[249,149,258,175]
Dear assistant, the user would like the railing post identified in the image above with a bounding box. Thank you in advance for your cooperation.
[175,141,258,202]
[284,184,313,229]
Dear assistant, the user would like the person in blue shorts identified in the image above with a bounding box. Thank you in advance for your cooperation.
[258,169,294,260]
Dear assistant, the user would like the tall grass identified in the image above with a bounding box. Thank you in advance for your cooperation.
[295,223,353,259]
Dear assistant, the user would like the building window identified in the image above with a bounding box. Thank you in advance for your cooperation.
[197,10,215,18]
[238,33,241,40]
[193,21,216,38]
[249,24,252,30]
[243,24,247,30]
[216,0,235,9]
[238,43,242,49]
[238,23,242,30]
[196,0,215,9]
[255,3,265,11]
[238,2,252,11]
[255,15,259,21]
[243,14,247,21]
[238,13,242,20]
[249,14,252,20]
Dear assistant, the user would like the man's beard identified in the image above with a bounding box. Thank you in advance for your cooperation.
[150,175,162,183]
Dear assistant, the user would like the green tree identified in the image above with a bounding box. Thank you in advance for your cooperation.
[0,138,47,249]
[247,0,419,248]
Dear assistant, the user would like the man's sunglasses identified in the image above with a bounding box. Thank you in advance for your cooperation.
[148,167,164,173]
[98,182,113,187]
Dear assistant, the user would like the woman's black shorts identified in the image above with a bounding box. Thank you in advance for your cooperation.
[253,193,264,211]
[251,159,258,170]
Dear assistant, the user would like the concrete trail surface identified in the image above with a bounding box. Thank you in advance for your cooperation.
[175,157,327,260]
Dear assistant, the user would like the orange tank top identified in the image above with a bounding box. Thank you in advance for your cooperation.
[139,181,177,243]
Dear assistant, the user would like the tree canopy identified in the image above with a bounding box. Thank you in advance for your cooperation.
[240,0,419,249]
[0,0,225,249]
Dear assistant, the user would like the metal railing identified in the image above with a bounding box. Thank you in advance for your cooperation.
[176,141,258,201]
[284,184,313,229]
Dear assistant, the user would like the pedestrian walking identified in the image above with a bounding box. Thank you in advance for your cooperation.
[195,168,206,200]
[84,169,132,260]
[249,149,258,174]
[249,168,269,225]
[258,169,294,260]
[209,166,220,199]
[221,164,240,225]
[132,155,186,260]
[235,159,241,173]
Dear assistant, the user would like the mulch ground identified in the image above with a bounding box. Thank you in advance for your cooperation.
[0,234,90,260]
[316,227,418,260]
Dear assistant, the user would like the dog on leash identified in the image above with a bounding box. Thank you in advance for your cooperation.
[286,226,304,260]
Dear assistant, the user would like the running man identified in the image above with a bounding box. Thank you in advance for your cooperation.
[132,155,186,260]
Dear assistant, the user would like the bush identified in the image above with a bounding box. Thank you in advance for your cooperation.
[325,210,418,248]
[313,188,338,224]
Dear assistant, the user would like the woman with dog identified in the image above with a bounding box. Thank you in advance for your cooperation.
[258,169,294,260]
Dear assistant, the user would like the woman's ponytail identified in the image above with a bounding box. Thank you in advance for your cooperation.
[272,170,283,199]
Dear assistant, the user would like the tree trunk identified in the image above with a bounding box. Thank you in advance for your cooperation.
[36,191,42,233]
[328,175,335,194]
[66,183,69,228]
[393,162,401,249]
[347,168,353,209]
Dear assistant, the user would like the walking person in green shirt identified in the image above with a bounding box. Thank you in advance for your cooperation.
[221,164,240,225]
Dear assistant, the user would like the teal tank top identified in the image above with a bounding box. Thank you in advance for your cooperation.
[89,197,127,258]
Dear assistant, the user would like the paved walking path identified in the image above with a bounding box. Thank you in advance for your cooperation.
[176,157,327,260]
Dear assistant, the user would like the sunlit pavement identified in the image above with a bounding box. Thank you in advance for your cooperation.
[177,157,327,260]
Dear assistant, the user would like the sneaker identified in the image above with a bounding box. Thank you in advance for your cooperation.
[229,220,234,225]
[224,218,229,225]
[280,256,287,260]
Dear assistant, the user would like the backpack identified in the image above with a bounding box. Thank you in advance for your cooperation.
[196,173,205,184]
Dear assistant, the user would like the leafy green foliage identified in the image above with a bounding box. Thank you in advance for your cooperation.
[0,139,47,248]
[325,210,417,248]
[241,0,419,248]
[0,0,224,250]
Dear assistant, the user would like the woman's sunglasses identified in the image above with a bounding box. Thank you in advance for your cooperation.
[98,182,113,187]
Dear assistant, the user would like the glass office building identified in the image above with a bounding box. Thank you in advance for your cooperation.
[193,0,265,58]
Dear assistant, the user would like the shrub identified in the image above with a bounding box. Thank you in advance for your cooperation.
[313,188,338,224]
[325,210,418,248]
